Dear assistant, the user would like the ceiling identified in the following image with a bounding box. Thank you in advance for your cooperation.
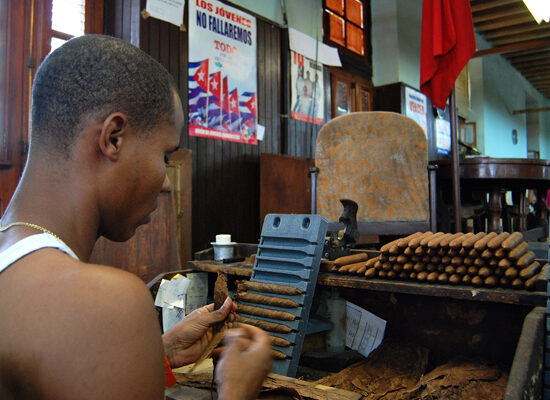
[470,0,550,106]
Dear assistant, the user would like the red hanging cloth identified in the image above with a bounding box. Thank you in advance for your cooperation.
[420,0,476,109]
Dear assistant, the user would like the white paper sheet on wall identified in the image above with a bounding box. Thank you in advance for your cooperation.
[146,0,185,28]
[345,301,386,358]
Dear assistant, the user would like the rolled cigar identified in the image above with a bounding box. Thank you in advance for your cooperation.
[380,238,401,253]
[410,271,417,279]
[427,232,453,248]
[437,264,445,273]
[484,275,498,287]
[393,263,403,273]
[511,278,523,289]
[382,262,393,271]
[497,258,513,269]
[427,271,439,282]
[413,262,425,272]
[494,248,507,259]
[468,248,479,258]
[478,267,491,278]
[379,253,389,262]
[437,273,449,284]
[235,292,299,308]
[437,248,447,257]
[237,303,296,321]
[270,335,292,347]
[334,253,368,266]
[508,241,529,260]
[366,257,379,268]
[449,274,461,285]
[524,275,537,291]
[473,258,486,267]
[516,251,536,269]
[237,281,302,296]
[387,255,398,263]
[416,271,428,281]
[441,256,451,265]
[493,267,504,276]
[408,231,434,249]
[403,247,414,256]
[420,232,444,247]
[480,249,494,260]
[504,267,519,279]
[402,262,414,272]
[447,248,458,257]
[488,258,498,267]
[355,265,367,275]
[462,275,472,284]
[337,263,355,274]
[397,232,423,248]
[487,232,510,250]
[343,261,367,274]
[272,349,288,360]
[449,232,474,249]
[431,255,441,264]
[458,248,468,257]
[501,232,524,250]
[320,259,339,273]
[444,265,456,275]
[463,257,473,266]
[519,261,541,280]
[451,256,464,266]
[414,246,425,256]
[374,260,383,270]
[237,315,292,333]
[411,255,421,263]
[388,245,400,255]
[399,271,409,280]
[474,231,498,251]
[396,255,408,264]
[387,270,397,279]
[365,267,377,278]
[462,232,486,249]
[422,255,431,264]
[471,276,483,286]
[378,270,388,278]
[467,266,479,275]
[439,232,464,248]
[426,263,437,272]
[456,265,467,276]
[426,248,437,256]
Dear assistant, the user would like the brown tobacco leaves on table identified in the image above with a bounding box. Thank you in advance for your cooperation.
[315,340,508,400]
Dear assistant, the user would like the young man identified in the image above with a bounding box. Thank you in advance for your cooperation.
[0,35,271,399]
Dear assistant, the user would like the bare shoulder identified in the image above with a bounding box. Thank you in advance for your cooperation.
[0,249,165,400]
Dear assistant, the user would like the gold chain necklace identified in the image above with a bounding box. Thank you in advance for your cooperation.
[0,221,61,241]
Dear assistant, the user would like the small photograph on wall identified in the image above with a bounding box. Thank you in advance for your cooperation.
[188,0,258,145]
[290,51,324,125]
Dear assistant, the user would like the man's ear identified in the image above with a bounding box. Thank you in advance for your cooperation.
[99,113,128,161]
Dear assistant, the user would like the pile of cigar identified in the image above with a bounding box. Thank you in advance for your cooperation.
[234,280,302,360]
[334,231,543,290]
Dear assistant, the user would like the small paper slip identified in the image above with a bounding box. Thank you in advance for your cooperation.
[163,275,191,309]
[345,301,386,358]
[185,273,208,314]
[163,307,186,333]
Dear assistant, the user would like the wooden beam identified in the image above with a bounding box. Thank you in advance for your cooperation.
[507,50,550,63]
[473,5,526,24]
[475,14,535,32]
[492,29,550,47]
[484,23,550,40]
[473,38,550,57]
[512,106,550,114]
[471,0,521,13]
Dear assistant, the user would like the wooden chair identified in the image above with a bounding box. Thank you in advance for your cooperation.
[313,111,434,236]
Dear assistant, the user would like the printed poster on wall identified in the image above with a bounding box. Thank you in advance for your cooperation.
[188,0,257,144]
[435,117,451,155]
[290,51,324,126]
[404,86,428,136]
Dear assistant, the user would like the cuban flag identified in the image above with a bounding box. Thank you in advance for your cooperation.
[188,59,209,126]
[239,91,257,134]
[221,76,230,130]
[228,88,241,132]
[207,71,222,128]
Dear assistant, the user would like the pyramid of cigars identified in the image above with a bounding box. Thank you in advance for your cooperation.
[334,231,542,291]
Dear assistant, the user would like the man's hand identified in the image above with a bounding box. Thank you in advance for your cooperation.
[215,324,272,400]
[162,297,236,368]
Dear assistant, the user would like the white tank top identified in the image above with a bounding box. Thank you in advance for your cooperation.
[0,233,79,274]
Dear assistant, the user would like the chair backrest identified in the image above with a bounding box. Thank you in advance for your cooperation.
[315,111,429,225]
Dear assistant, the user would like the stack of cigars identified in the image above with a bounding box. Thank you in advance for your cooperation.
[333,231,543,291]
[234,280,302,360]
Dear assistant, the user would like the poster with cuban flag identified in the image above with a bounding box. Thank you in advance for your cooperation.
[188,0,257,144]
